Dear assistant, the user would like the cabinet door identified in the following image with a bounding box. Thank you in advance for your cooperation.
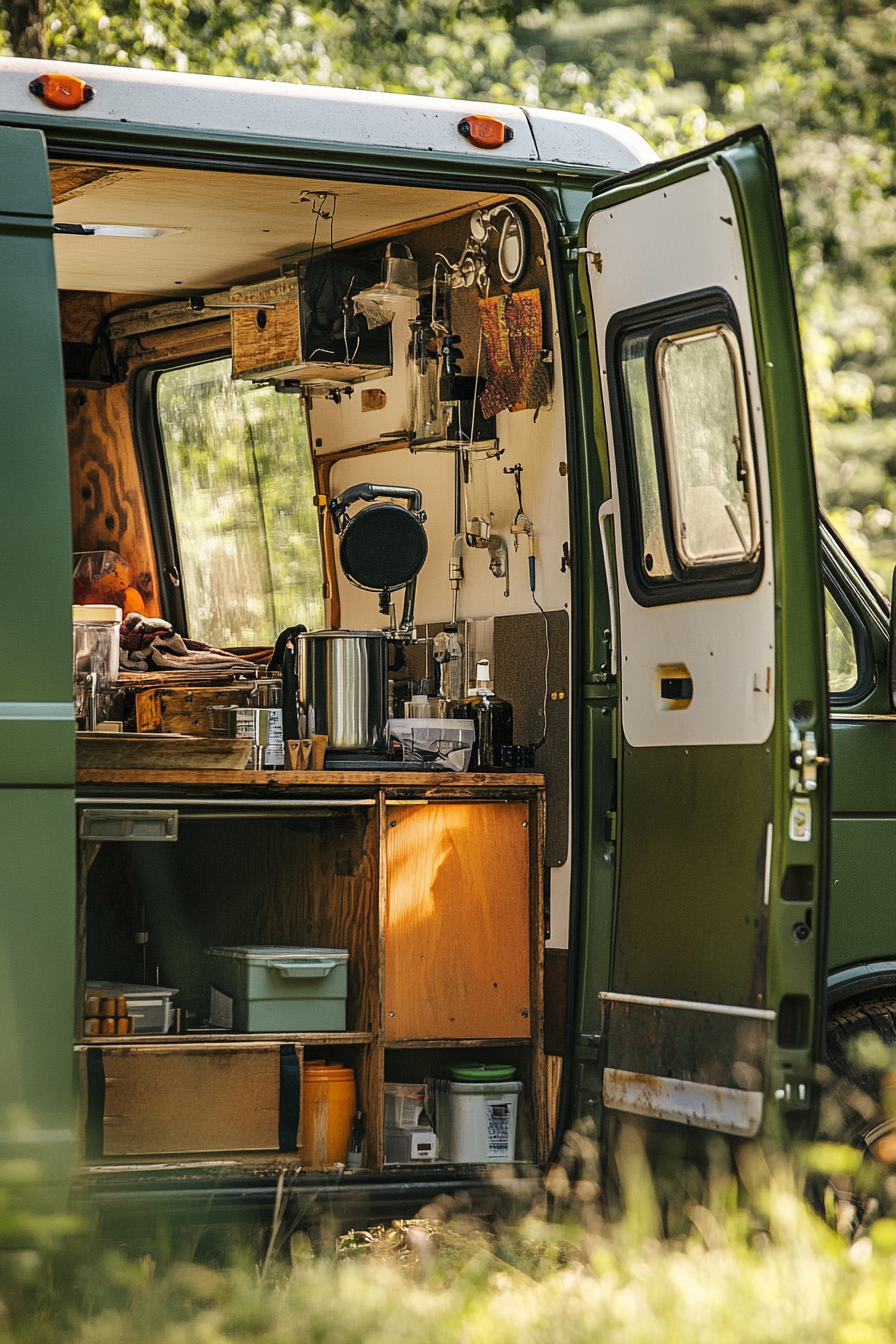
[385,802,531,1040]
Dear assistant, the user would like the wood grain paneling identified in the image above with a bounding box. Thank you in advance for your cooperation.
[384,802,531,1041]
[67,380,161,616]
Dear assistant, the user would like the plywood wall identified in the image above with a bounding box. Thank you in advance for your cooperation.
[66,381,161,617]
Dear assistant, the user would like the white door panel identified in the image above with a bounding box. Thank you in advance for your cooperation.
[586,161,775,748]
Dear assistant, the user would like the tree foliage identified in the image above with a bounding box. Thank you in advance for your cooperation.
[3,0,896,580]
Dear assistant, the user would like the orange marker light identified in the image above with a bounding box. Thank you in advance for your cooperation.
[457,115,513,150]
[29,73,94,110]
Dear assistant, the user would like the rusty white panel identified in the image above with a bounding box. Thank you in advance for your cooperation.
[603,1067,764,1138]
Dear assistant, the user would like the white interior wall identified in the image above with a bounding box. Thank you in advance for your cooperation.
[309,196,573,949]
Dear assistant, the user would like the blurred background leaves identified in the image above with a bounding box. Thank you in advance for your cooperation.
[4,0,896,583]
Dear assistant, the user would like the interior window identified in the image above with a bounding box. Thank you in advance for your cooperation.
[155,358,324,646]
[656,326,759,568]
[825,585,859,694]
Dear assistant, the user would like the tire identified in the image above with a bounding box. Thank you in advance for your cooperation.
[824,998,896,1155]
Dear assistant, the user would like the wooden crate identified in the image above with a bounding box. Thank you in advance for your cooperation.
[384,801,532,1041]
[135,684,254,735]
[78,1042,302,1157]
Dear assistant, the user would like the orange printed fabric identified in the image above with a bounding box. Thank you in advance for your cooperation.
[478,289,548,418]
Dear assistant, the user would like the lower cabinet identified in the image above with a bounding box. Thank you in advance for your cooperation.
[75,780,545,1173]
[384,801,534,1042]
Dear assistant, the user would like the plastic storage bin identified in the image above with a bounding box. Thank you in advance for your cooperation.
[86,980,178,1035]
[205,946,348,1032]
[434,1079,523,1163]
[385,718,474,771]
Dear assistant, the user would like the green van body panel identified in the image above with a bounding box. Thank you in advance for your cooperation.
[0,126,76,1184]
[822,527,896,999]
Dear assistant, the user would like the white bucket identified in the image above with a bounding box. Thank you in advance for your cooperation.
[435,1081,523,1163]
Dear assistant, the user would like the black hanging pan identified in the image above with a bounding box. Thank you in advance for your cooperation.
[329,483,427,630]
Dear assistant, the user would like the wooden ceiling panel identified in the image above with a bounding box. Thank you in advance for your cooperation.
[50,163,486,297]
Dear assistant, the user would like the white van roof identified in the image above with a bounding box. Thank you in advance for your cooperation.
[0,58,657,173]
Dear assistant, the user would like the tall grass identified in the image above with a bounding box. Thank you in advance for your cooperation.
[5,1126,896,1344]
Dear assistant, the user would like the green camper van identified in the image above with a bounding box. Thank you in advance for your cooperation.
[0,54,886,1225]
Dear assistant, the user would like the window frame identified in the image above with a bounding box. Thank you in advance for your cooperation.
[606,287,765,607]
[823,564,876,708]
[133,352,324,644]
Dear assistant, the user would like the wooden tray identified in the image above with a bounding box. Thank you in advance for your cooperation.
[76,733,253,771]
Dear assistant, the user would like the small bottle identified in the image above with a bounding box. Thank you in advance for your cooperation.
[347,1110,365,1170]
[454,659,512,770]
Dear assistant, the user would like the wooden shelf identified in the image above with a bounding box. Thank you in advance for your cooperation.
[385,1038,532,1049]
[75,1031,372,1049]
[76,769,545,789]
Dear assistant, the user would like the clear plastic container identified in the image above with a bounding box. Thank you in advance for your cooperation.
[385,718,474,772]
[73,604,121,688]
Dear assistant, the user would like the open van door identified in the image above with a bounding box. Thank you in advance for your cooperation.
[0,128,76,1187]
[580,129,829,1141]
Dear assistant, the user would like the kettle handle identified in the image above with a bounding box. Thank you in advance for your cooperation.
[385,242,413,261]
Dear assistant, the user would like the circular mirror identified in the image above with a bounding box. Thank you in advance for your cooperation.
[339,502,428,593]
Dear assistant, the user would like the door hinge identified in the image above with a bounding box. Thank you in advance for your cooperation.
[789,723,830,794]
[605,810,617,842]
[581,248,602,272]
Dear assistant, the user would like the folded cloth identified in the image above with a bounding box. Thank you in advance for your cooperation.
[119,614,258,672]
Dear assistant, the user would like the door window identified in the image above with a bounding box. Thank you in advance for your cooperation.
[824,586,859,695]
[610,292,763,604]
[155,358,324,646]
[657,326,759,567]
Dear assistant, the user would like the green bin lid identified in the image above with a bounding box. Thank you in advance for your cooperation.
[448,1062,516,1082]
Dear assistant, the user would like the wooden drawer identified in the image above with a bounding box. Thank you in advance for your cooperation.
[77,1041,302,1157]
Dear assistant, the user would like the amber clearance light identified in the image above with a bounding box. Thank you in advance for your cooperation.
[29,73,94,110]
[457,114,513,149]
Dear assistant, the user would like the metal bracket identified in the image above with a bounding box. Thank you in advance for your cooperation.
[79,809,178,841]
[789,723,829,794]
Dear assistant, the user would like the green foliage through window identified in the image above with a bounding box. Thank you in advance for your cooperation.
[156,358,324,647]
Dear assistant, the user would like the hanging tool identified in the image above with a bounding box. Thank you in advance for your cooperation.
[505,462,536,593]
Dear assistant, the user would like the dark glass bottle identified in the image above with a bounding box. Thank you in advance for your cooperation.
[454,660,512,770]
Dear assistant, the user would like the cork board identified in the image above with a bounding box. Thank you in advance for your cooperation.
[495,609,569,867]
[80,1044,288,1155]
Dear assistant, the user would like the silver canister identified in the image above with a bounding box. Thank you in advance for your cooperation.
[207,682,284,770]
[295,631,388,753]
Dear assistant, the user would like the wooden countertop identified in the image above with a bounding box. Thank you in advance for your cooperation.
[76,769,545,788]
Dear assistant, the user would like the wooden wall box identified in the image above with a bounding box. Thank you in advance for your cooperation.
[229,272,391,386]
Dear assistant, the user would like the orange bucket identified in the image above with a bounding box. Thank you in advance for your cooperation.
[302,1062,356,1166]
